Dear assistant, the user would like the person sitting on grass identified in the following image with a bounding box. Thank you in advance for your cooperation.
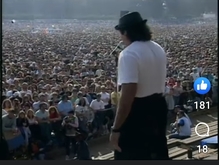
[169,110,191,139]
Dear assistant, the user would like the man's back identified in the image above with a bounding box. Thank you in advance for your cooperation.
[118,41,166,97]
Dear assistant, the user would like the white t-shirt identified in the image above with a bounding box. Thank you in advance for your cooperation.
[100,92,110,106]
[90,99,105,111]
[35,110,49,119]
[27,118,37,124]
[118,41,166,97]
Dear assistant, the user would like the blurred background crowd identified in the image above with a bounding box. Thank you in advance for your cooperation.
[1,0,218,160]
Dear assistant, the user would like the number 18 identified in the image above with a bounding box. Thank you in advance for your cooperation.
[197,145,208,153]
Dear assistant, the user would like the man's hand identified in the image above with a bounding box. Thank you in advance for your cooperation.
[110,132,121,152]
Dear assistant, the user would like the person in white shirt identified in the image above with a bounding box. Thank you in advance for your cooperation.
[20,82,32,96]
[90,94,105,133]
[169,110,191,139]
[6,74,15,85]
[190,68,200,82]
[173,80,183,106]
[95,69,102,77]
[100,86,110,107]
[110,12,169,160]
[164,83,174,112]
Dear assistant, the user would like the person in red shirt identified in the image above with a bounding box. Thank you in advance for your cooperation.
[168,77,175,87]
[48,106,62,144]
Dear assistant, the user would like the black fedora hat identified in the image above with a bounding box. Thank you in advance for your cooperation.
[115,12,147,30]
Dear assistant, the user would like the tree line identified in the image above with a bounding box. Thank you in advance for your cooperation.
[2,0,217,20]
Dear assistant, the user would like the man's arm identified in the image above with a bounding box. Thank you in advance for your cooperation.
[113,52,138,130]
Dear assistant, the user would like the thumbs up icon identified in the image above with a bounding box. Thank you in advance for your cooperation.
[197,80,208,90]
[194,77,211,95]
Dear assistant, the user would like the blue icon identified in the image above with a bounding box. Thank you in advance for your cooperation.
[194,77,211,95]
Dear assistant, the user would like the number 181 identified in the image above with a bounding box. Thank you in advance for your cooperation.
[194,101,210,110]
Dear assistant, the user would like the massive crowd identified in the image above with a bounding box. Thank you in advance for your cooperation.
[1,20,218,159]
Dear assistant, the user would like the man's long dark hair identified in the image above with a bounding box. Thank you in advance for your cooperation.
[119,23,152,43]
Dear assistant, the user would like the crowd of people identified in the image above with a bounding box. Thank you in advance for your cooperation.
[1,19,218,159]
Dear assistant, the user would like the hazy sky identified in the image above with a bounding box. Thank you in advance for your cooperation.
[2,0,217,19]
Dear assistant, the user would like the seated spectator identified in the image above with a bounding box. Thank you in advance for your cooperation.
[183,100,194,113]
[169,110,192,139]
[58,94,74,117]
[35,102,52,144]
[62,110,79,160]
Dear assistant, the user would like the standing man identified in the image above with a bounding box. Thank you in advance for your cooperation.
[110,12,169,160]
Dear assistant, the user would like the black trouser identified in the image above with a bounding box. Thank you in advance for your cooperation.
[65,136,77,156]
[29,124,41,140]
[51,121,63,143]
[114,93,170,160]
